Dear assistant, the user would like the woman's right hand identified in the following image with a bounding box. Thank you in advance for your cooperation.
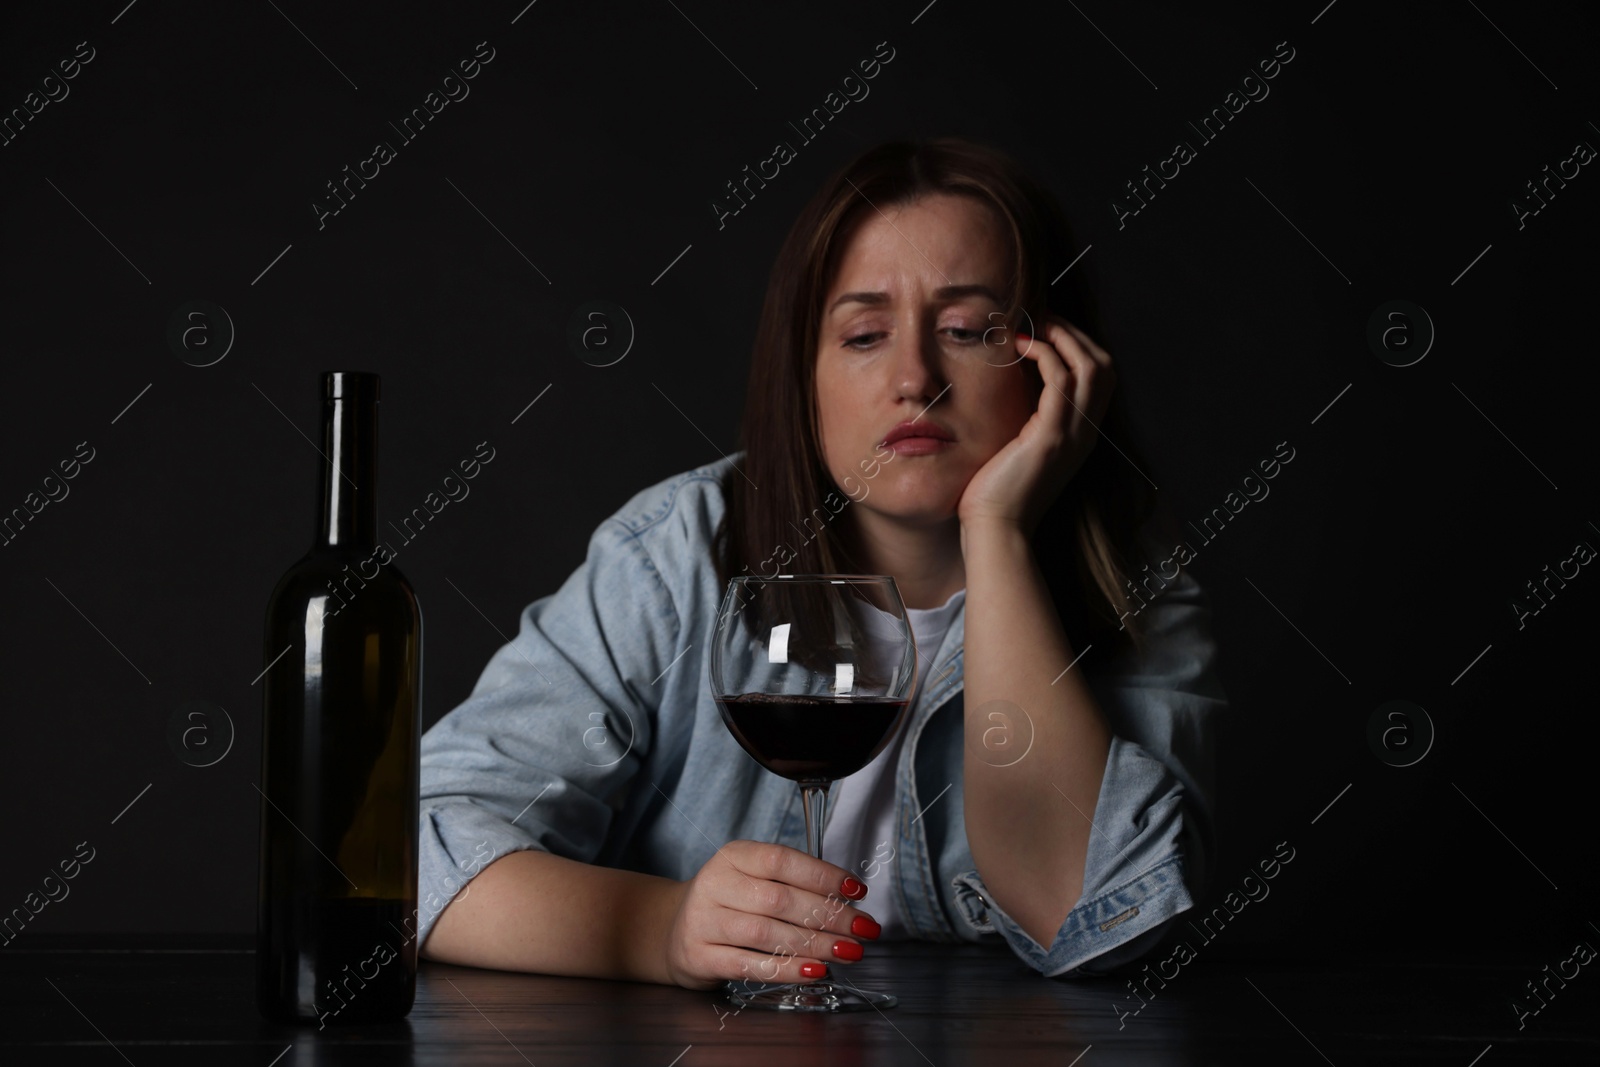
[661,839,881,990]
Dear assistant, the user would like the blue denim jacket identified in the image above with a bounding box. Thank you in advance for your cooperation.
[416,454,1225,977]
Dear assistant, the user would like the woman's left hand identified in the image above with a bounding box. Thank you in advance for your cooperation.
[955,314,1116,537]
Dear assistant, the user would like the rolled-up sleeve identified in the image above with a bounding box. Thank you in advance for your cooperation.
[950,560,1225,977]
[413,515,679,952]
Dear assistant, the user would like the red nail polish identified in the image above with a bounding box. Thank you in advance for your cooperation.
[840,877,867,900]
[1015,332,1032,343]
[833,940,864,962]
[851,915,881,940]
[800,962,828,979]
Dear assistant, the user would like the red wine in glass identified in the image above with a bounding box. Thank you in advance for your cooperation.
[710,574,916,1012]
[714,693,909,782]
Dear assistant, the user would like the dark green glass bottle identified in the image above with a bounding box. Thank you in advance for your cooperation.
[256,371,422,1025]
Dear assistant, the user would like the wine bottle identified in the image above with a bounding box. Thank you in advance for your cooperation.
[256,371,423,1025]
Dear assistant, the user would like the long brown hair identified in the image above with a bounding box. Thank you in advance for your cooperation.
[713,136,1173,668]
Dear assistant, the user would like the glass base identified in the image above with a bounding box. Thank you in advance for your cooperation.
[724,976,897,1012]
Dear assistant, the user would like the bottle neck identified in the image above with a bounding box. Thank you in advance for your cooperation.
[315,395,379,550]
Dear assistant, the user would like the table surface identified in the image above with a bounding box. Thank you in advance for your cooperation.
[1,936,1595,1065]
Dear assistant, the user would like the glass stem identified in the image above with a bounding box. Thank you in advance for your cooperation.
[800,781,831,860]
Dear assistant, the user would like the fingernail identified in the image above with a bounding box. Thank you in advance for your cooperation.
[851,915,881,940]
[800,962,828,979]
[833,940,864,962]
[840,877,867,900]
[1015,332,1032,343]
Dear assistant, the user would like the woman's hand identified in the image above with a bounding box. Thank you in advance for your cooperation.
[661,840,880,991]
[956,314,1117,537]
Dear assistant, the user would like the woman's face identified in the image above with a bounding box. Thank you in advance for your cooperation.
[814,192,1038,525]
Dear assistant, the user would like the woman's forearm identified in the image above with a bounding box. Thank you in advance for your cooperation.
[419,848,686,985]
[960,517,1113,947]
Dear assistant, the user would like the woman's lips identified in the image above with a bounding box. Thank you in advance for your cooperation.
[884,436,952,455]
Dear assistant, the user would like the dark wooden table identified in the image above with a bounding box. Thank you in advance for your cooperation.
[2,935,1594,1064]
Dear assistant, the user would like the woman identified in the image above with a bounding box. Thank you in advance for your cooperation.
[416,137,1226,988]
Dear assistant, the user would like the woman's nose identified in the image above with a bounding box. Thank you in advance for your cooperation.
[891,319,945,401]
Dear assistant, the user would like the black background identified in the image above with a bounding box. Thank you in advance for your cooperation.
[1,0,1594,974]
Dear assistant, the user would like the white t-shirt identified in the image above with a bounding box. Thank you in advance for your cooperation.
[822,587,965,938]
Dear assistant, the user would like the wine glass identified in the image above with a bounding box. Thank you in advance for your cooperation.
[710,574,918,1012]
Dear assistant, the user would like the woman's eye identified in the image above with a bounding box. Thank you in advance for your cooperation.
[843,328,983,350]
